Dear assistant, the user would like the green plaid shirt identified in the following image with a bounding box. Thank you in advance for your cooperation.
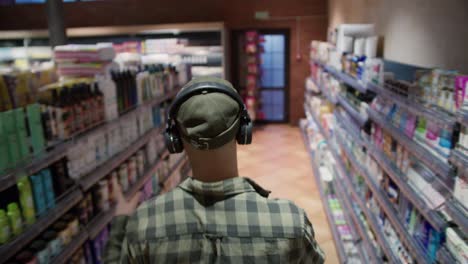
[104,177,325,263]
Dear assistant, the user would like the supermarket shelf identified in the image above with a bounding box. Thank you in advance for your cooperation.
[334,109,364,146]
[450,149,468,181]
[0,186,83,264]
[436,246,457,264]
[368,83,457,127]
[300,124,347,264]
[328,141,396,263]
[367,108,454,180]
[0,88,179,193]
[0,141,72,193]
[337,133,430,263]
[50,229,89,264]
[445,200,468,234]
[323,65,368,93]
[124,150,170,200]
[304,103,330,140]
[310,77,339,105]
[337,95,368,127]
[367,146,446,231]
[160,155,187,185]
[457,110,468,127]
[331,159,378,263]
[143,87,180,107]
[79,127,162,191]
[87,206,116,239]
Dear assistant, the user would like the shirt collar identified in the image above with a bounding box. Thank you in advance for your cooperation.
[178,177,271,198]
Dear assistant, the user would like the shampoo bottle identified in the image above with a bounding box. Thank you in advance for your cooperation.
[17,175,36,225]
[30,174,47,216]
[0,209,11,244]
[40,169,56,209]
[7,203,23,236]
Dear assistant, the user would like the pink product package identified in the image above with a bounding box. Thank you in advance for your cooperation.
[455,76,468,110]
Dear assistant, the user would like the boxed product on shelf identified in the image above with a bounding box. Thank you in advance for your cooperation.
[54,43,116,78]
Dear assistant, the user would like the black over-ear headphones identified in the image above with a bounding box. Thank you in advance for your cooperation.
[164,81,253,153]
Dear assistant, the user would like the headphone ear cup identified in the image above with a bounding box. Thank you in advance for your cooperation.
[165,126,184,153]
[244,121,253,144]
[237,121,253,145]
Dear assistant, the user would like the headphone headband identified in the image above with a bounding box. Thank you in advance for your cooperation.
[168,81,247,120]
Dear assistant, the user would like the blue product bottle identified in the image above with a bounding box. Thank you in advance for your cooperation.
[29,174,47,216]
[40,169,56,209]
[428,228,441,263]
[438,127,452,158]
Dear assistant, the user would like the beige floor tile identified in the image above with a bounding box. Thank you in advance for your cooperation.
[238,124,338,261]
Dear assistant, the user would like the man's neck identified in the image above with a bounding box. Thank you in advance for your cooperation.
[185,140,239,182]
[190,161,239,182]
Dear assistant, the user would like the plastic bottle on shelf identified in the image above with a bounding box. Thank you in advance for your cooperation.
[7,203,23,236]
[0,209,11,244]
[17,175,36,225]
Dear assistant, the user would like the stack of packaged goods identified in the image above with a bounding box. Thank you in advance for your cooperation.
[244,31,264,121]
[53,44,116,78]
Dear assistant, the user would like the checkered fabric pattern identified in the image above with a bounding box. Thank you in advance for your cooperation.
[104,177,325,263]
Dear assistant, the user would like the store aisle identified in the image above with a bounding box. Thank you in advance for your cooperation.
[237,124,339,263]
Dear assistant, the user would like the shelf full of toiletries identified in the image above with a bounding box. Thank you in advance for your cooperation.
[300,120,367,264]
[0,43,193,264]
[305,23,467,264]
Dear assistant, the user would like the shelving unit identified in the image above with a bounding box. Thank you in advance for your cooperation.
[50,229,89,264]
[316,62,368,93]
[335,130,430,263]
[367,83,456,128]
[305,55,465,262]
[299,126,348,264]
[124,150,170,200]
[309,77,338,105]
[305,105,396,263]
[0,141,71,193]
[0,82,184,263]
[331,159,377,263]
[367,108,454,181]
[337,95,368,127]
[79,127,162,191]
[0,86,181,193]
[445,201,468,234]
[0,186,83,262]
[366,144,446,231]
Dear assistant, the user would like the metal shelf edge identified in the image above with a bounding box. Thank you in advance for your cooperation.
[300,125,348,264]
[339,137,430,263]
[367,145,446,231]
[124,150,170,200]
[79,127,160,191]
[331,160,379,263]
[337,95,368,127]
[50,229,89,264]
[324,65,368,93]
[86,206,116,239]
[328,143,397,263]
[0,186,83,263]
[445,201,468,234]
[368,83,457,127]
[367,108,453,180]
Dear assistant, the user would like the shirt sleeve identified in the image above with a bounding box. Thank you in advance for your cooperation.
[301,212,325,264]
[103,215,130,263]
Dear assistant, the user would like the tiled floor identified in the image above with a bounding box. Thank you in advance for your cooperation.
[238,124,339,263]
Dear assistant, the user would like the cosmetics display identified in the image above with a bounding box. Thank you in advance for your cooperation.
[304,30,468,264]
[6,205,83,264]
[301,119,365,263]
[0,39,192,262]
